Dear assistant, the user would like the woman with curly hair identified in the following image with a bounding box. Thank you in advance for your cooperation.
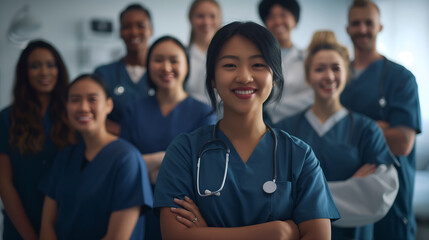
[0,40,75,239]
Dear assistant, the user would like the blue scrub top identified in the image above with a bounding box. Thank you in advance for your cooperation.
[340,58,422,240]
[94,59,149,123]
[0,106,58,239]
[276,109,395,240]
[120,95,216,153]
[39,139,153,240]
[120,95,215,240]
[154,125,340,227]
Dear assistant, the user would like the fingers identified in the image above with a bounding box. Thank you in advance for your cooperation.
[171,207,196,222]
[171,197,199,228]
[175,215,194,228]
[174,197,199,214]
[352,163,377,178]
[171,196,208,228]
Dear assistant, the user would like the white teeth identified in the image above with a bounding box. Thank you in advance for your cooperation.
[39,79,51,84]
[234,90,254,95]
[78,116,91,121]
[161,74,174,80]
[131,38,141,44]
[274,26,284,34]
[321,84,336,89]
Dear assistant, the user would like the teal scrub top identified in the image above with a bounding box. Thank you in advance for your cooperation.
[154,125,340,227]
[341,57,422,240]
[276,109,395,240]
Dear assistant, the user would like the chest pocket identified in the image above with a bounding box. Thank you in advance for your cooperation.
[321,142,360,181]
[270,180,294,220]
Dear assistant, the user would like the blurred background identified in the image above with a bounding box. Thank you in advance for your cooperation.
[0,0,428,238]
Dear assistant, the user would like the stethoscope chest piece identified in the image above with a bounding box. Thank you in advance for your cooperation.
[114,85,125,96]
[379,97,387,108]
[263,180,277,194]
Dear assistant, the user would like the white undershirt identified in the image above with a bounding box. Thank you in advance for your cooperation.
[305,108,348,137]
[125,64,146,84]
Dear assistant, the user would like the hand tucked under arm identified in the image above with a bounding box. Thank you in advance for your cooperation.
[171,196,208,228]
[162,196,301,240]
[376,121,416,156]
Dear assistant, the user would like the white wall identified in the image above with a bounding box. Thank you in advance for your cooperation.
[0,0,428,151]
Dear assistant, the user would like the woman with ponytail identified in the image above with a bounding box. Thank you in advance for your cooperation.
[276,31,399,239]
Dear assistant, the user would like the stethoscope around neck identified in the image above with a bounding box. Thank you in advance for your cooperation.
[378,57,389,113]
[113,60,155,96]
[352,56,389,112]
[196,121,278,197]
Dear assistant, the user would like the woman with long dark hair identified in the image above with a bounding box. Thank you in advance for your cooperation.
[0,40,75,239]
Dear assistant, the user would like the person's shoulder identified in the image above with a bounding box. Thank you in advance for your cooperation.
[385,58,415,80]
[275,128,312,152]
[170,125,213,147]
[95,59,121,70]
[111,139,140,154]
[347,111,384,141]
[275,112,304,131]
[94,59,123,75]
[186,97,213,111]
[0,105,12,122]
[349,110,378,129]
[55,141,83,163]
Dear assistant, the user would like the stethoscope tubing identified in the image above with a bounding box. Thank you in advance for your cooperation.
[196,121,277,197]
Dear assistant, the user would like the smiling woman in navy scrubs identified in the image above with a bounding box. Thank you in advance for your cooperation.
[0,40,75,240]
[120,36,215,240]
[153,22,339,240]
[39,74,152,240]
